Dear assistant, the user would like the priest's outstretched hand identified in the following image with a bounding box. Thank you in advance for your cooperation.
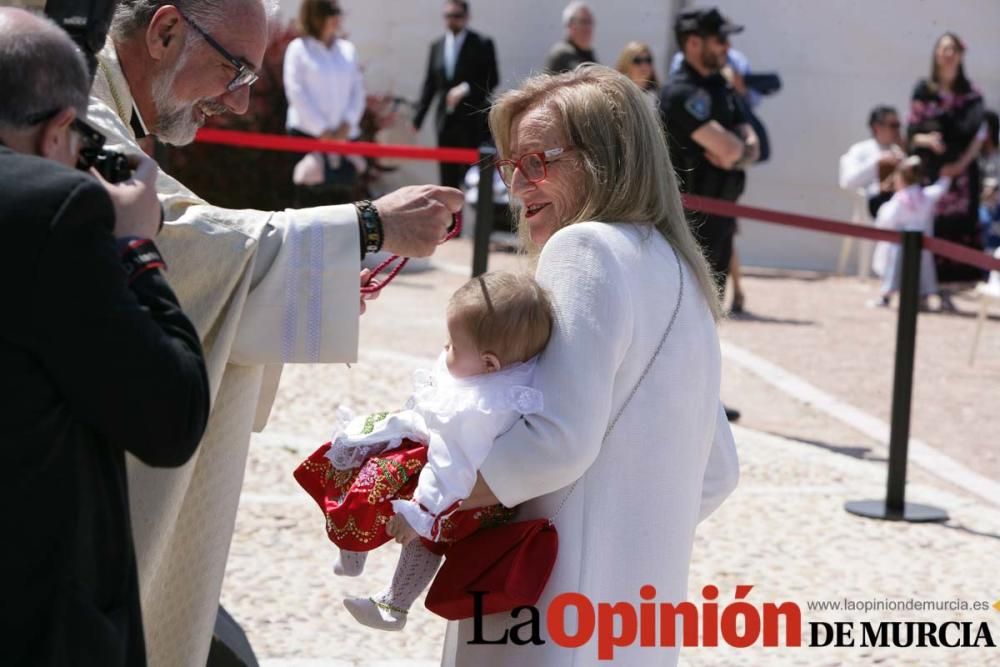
[374,185,464,257]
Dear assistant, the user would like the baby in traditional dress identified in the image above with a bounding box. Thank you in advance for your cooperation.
[294,271,553,630]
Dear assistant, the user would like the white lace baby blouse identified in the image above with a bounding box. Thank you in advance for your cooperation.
[325,352,543,540]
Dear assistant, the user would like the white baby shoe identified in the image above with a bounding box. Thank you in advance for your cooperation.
[343,597,407,631]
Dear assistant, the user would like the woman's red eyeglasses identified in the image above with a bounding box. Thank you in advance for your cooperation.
[495,147,574,187]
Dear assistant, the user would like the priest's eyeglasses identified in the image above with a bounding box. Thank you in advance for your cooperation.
[179,10,259,92]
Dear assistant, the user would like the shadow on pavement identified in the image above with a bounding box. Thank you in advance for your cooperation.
[741,269,830,283]
[938,522,1000,542]
[766,433,882,461]
[727,310,816,326]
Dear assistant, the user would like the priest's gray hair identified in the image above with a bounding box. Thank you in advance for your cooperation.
[0,7,89,131]
[111,0,280,41]
[561,1,591,26]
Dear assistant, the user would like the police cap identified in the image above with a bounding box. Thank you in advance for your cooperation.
[674,7,744,39]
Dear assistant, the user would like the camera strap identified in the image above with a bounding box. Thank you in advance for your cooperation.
[118,238,166,284]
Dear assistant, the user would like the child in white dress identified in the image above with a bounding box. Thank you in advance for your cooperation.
[871,156,951,308]
[294,272,553,630]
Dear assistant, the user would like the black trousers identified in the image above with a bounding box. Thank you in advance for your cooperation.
[689,213,736,291]
[934,212,984,283]
[438,120,479,190]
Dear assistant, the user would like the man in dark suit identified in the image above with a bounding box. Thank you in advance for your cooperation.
[414,0,499,189]
[0,9,209,665]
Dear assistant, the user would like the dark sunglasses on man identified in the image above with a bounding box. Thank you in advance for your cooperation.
[20,107,128,181]
[22,107,102,148]
[24,109,105,157]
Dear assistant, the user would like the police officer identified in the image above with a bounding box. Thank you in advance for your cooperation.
[661,8,754,422]
[661,7,759,294]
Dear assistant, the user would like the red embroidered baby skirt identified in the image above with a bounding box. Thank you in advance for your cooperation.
[294,439,514,554]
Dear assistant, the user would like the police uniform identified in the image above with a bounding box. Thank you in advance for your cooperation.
[661,54,748,289]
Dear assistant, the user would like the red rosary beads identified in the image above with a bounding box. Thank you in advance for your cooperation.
[360,211,462,295]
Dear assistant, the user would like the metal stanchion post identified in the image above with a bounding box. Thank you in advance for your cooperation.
[472,145,496,277]
[845,230,948,522]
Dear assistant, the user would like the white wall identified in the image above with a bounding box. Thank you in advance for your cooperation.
[277,0,1000,272]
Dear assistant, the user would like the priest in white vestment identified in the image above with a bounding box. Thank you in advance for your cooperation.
[87,1,461,664]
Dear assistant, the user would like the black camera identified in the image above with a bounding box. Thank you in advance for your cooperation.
[82,147,132,184]
[71,116,132,183]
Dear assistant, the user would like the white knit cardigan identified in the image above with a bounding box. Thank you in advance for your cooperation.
[443,221,739,667]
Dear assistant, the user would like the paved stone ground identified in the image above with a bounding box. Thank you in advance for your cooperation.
[221,239,1000,666]
[720,259,1000,482]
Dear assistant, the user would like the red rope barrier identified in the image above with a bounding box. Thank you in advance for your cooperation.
[194,128,481,164]
[681,194,899,243]
[923,236,1000,273]
[188,130,1000,274]
[682,194,1000,274]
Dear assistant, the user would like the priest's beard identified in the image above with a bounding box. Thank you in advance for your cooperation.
[151,47,228,146]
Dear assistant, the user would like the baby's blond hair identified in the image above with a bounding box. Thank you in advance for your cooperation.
[448,272,553,367]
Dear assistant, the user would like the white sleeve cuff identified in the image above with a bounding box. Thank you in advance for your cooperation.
[231,205,360,364]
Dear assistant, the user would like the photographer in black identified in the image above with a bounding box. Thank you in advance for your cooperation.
[0,7,209,665]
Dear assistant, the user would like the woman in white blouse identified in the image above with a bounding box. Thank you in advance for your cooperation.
[442,66,740,666]
[283,0,365,144]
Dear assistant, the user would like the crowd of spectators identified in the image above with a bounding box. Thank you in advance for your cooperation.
[282,1,999,312]
[840,32,996,310]
[283,1,783,315]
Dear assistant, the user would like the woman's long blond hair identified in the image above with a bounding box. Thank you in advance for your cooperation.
[614,41,659,92]
[488,65,722,320]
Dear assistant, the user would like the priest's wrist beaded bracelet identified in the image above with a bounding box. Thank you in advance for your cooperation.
[354,199,384,259]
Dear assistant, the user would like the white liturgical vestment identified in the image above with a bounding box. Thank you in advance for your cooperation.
[88,41,360,667]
